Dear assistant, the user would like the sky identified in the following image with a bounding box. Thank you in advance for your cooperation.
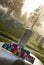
[22,0,44,18]
[21,0,44,37]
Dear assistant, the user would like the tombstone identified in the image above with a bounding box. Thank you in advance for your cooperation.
[36,35,42,41]
[18,29,33,47]
[7,18,14,28]
[39,37,44,48]
[14,20,22,29]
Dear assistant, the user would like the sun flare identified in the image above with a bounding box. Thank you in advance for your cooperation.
[22,0,44,18]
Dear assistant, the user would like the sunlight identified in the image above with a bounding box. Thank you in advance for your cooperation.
[41,21,44,30]
[42,22,44,28]
[21,0,44,18]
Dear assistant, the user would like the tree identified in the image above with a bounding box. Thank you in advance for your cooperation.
[0,0,24,17]
[28,6,42,29]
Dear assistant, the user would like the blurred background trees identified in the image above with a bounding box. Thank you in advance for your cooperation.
[0,0,44,64]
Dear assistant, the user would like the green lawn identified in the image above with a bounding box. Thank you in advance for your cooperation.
[32,52,44,64]
[0,20,44,64]
[0,21,25,42]
[27,33,44,55]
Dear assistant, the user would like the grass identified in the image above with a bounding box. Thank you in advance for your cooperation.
[0,20,44,64]
[27,33,44,55]
[0,35,13,42]
[0,21,25,38]
[0,21,25,42]
[32,52,44,64]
